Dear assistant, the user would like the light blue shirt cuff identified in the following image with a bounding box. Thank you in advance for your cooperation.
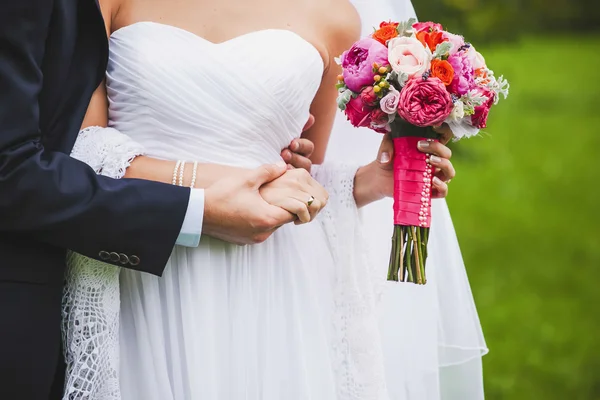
[176,188,204,247]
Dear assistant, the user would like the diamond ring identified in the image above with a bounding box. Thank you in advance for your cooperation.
[307,196,315,207]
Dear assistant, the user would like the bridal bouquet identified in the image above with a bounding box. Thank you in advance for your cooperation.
[336,19,509,284]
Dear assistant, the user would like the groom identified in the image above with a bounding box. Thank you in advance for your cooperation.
[0,1,321,399]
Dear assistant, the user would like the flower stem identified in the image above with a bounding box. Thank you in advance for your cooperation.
[394,225,403,281]
[406,227,414,283]
[412,227,423,284]
[388,228,398,281]
[399,226,406,282]
[420,227,428,283]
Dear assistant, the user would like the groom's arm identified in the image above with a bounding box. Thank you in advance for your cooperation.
[0,1,191,275]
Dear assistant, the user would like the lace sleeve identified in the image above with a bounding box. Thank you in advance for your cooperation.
[61,126,142,399]
[311,163,388,399]
[70,126,145,178]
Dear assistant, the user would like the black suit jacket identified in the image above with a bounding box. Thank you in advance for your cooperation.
[0,1,191,398]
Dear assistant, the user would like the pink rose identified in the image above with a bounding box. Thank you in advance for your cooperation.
[344,96,374,127]
[341,38,389,92]
[443,32,465,55]
[370,108,390,132]
[387,36,432,78]
[398,77,453,127]
[360,86,378,107]
[412,21,444,33]
[380,86,400,114]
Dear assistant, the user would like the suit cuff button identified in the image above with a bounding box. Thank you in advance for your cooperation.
[129,255,140,266]
[99,251,110,261]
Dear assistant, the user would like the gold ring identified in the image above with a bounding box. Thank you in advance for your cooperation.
[307,196,315,207]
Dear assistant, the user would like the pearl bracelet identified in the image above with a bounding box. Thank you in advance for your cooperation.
[172,160,182,185]
[190,161,198,188]
[178,161,186,187]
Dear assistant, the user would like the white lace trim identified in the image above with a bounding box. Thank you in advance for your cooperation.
[70,126,145,179]
[312,163,389,400]
[62,252,121,400]
[62,126,143,399]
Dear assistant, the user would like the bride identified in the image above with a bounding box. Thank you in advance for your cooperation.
[62,0,487,398]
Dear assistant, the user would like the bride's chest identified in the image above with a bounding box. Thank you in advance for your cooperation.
[108,24,322,108]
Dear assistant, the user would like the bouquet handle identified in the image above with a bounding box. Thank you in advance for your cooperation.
[387,132,439,283]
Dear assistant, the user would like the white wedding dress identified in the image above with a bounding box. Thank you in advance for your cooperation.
[63,2,487,399]
[65,23,387,400]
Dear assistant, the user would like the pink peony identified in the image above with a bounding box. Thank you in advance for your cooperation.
[360,86,378,107]
[341,38,389,92]
[344,96,374,127]
[412,21,444,33]
[380,85,400,114]
[444,32,465,55]
[387,36,432,78]
[448,52,474,96]
[398,77,454,127]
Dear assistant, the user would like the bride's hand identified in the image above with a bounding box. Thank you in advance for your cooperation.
[259,168,328,224]
[281,138,315,172]
[377,132,455,198]
[354,126,456,207]
[280,114,316,172]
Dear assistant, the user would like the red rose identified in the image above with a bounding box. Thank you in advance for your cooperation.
[470,86,495,129]
[380,21,400,29]
[344,96,374,127]
[471,105,490,129]
[370,109,390,133]
[360,86,378,107]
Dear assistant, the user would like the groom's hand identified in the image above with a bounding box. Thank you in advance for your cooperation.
[202,162,297,245]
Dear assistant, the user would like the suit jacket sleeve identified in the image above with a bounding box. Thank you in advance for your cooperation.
[0,1,190,276]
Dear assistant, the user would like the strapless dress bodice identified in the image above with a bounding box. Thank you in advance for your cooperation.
[106,22,323,167]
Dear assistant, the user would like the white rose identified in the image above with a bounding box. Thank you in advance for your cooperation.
[380,86,401,115]
[446,100,465,123]
[387,36,432,78]
[465,45,486,70]
[473,51,486,70]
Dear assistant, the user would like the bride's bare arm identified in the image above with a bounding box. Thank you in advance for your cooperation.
[302,6,362,164]
[80,81,242,188]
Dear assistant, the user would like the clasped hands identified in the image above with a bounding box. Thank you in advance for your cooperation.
[202,118,456,245]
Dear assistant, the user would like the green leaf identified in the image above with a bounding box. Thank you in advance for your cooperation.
[397,18,417,37]
[387,71,409,87]
[433,42,453,59]
[336,89,353,110]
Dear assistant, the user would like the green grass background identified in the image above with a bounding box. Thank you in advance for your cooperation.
[446,35,600,399]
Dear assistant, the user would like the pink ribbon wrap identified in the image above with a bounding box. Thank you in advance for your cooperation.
[392,136,437,227]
